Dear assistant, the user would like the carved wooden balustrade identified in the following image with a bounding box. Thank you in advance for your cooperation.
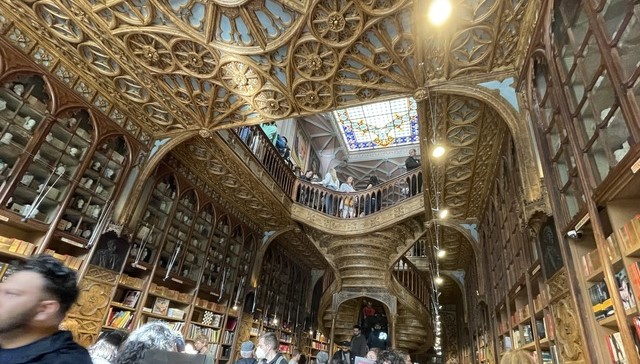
[393,256,431,309]
[292,169,423,218]
[233,125,297,197]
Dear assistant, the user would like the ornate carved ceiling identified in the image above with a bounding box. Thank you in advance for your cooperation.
[0,0,533,138]
[421,94,507,220]
[437,227,474,271]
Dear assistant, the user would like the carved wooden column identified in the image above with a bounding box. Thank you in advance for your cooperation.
[547,268,586,363]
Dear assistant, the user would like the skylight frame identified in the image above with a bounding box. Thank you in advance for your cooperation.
[333,97,420,152]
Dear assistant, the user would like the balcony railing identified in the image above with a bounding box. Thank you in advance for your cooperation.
[234,125,297,197]
[393,256,431,308]
[232,125,423,218]
[293,169,423,218]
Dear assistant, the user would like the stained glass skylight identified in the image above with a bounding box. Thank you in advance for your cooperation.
[333,97,419,151]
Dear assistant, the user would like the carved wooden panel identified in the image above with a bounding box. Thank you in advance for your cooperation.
[63,265,118,346]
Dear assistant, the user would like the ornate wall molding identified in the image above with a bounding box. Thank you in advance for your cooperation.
[291,196,424,235]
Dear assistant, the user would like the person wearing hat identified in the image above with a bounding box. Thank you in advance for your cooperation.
[193,334,216,364]
[332,341,355,364]
[236,341,257,364]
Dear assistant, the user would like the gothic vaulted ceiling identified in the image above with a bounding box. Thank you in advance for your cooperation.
[0,0,533,137]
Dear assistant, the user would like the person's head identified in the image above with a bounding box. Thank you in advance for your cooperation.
[89,330,129,362]
[316,351,329,364]
[395,350,411,364]
[240,340,255,358]
[257,332,279,360]
[115,322,176,364]
[374,323,382,330]
[339,341,350,351]
[377,350,404,364]
[194,334,208,353]
[329,168,338,181]
[409,149,416,157]
[346,176,354,185]
[353,325,361,336]
[369,176,379,186]
[0,254,79,336]
[500,350,536,364]
[305,170,314,178]
[366,348,380,361]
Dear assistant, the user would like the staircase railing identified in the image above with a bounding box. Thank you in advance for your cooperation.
[322,270,335,293]
[393,256,431,308]
[233,125,297,197]
[293,169,423,218]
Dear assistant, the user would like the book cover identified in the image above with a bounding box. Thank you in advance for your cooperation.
[123,290,141,308]
[152,297,170,316]
[616,268,636,310]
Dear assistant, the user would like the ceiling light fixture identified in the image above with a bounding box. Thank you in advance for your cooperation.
[434,276,444,285]
[432,144,446,158]
[428,0,453,26]
[437,249,446,258]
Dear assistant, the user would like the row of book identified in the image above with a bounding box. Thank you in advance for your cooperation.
[222,330,235,345]
[510,303,530,325]
[533,347,560,364]
[589,281,615,320]
[187,324,221,343]
[43,249,84,270]
[616,214,640,254]
[105,308,135,330]
[0,236,36,256]
[533,286,550,313]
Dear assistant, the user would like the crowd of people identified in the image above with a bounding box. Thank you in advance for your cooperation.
[0,255,537,364]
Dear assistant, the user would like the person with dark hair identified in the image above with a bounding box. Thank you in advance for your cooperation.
[332,341,354,364]
[376,350,404,364]
[256,332,286,364]
[405,149,422,196]
[350,325,368,358]
[89,330,129,364]
[0,254,92,363]
[114,322,176,364]
[367,323,388,350]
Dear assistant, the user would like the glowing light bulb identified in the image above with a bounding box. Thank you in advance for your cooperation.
[428,0,453,26]
[435,276,444,285]
[438,209,449,219]
[437,249,446,258]
[432,145,446,158]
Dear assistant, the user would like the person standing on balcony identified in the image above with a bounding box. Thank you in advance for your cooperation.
[405,149,422,196]
[316,168,340,216]
[339,176,356,218]
[260,122,278,145]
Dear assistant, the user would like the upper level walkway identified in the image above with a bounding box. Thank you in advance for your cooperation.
[232,125,425,225]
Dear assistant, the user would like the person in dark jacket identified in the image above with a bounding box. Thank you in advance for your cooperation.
[236,340,257,364]
[0,254,92,364]
[404,149,422,196]
[350,325,368,358]
[332,341,355,364]
[367,323,389,351]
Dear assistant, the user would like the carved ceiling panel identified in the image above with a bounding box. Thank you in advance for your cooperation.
[437,227,474,271]
[0,0,535,138]
[422,94,507,220]
[272,230,328,269]
[170,135,294,231]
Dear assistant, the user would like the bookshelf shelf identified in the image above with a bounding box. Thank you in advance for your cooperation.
[141,311,185,322]
[110,302,137,311]
[191,321,223,330]
[520,341,536,351]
